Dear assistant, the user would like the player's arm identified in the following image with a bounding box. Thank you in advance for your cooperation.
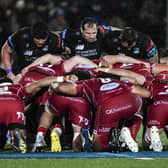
[131,85,150,98]
[21,54,63,74]
[101,55,150,68]
[96,67,145,85]
[51,81,77,96]
[149,53,158,63]
[151,63,168,75]
[25,75,77,95]
[1,41,15,80]
[63,56,98,73]
[110,26,122,31]
[160,57,168,64]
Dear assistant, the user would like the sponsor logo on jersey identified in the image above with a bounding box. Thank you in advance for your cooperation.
[76,49,98,57]
[75,44,84,50]
[75,64,95,68]
[78,115,89,126]
[105,105,132,114]
[42,45,48,51]
[24,50,33,56]
[148,120,160,125]
[100,82,120,91]
[133,47,140,54]
[113,38,119,42]
[98,127,111,133]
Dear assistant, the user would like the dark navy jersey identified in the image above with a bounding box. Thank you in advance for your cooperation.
[61,26,110,60]
[103,30,158,60]
[7,27,62,74]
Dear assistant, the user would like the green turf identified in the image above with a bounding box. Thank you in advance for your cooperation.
[1,158,168,168]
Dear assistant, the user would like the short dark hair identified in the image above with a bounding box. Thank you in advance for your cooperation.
[121,27,138,46]
[65,70,91,80]
[80,17,98,30]
[31,21,49,39]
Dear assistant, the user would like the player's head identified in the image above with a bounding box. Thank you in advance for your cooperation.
[156,71,168,83]
[65,70,91,80]
[80,17,98,43]
[120,27,137,50]
[31,21,49,47]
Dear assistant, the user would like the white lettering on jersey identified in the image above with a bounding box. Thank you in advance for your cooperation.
[98,127,111,133]
[100,78,112,83]
[0,86,12,94]
[105,105,132,114]
[24,50,33,56]
[42,45,48,51]
[100,82,120,91]
[78,115,89,125]
[75,44,84,50]
[75,64,96,68]
[133,47,140,54]
[120,63,133,68]
[76,49,97,57]
[36,65,55,74]
[16,112,25,121]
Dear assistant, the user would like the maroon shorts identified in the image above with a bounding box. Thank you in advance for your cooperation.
[0,94,25,126]
[47,93,90,127]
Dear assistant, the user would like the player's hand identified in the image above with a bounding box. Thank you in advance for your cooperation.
[7,72,16,81]
[64,74,78,82]
[94,67,109,73]
[13,74,22,84]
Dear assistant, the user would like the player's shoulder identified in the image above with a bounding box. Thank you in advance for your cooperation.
[17,27,30,35]
[11,27,31,40]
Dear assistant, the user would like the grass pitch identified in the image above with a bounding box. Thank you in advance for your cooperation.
[1,158,168,168]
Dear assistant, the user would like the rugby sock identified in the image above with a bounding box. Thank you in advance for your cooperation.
[37,126,47,136]
[52,124,63,136]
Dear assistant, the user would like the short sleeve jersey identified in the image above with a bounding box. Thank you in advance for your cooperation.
[103,30,158,60]
[76,78,133,108]
[0,84,31,101]
[19,62,66,86]
[61,26,110,60]
[7,27,62,74]
[150,78,168,100]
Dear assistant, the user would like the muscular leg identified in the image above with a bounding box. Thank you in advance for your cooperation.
[32,111,54,152]
[72,125,82,152]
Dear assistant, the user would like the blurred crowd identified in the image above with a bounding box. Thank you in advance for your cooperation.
[0,0,166,49]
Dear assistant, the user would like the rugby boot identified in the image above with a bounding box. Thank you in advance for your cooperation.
[119,127,138,152]
[50,129,62,152]
[149,126,163,152]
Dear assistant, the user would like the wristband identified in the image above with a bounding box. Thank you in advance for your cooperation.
[6,68,12,75]
[55,76,64,82]
[104,68,109,73]
[51,82,59,90]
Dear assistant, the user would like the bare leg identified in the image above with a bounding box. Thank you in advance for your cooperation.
[72,126,82,152]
